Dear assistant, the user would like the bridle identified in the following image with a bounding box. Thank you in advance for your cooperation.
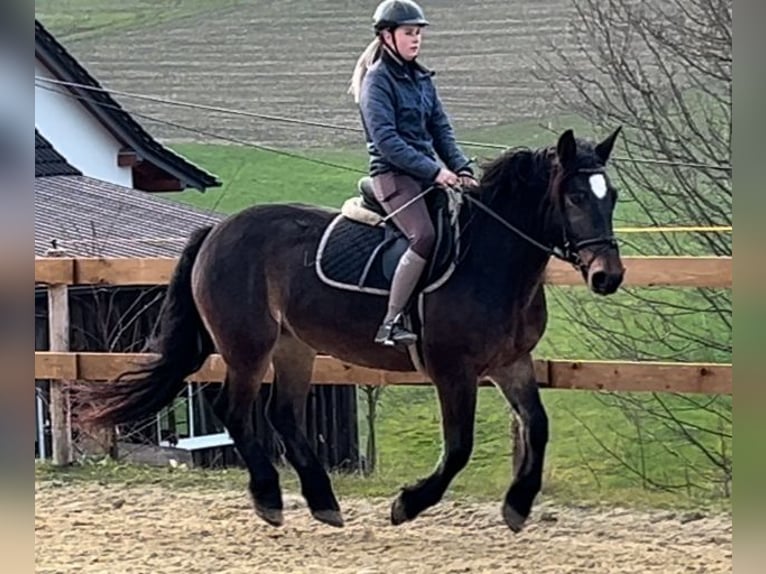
[461,165,618,274]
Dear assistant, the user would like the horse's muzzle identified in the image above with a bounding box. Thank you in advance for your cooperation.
[584,250,624,295]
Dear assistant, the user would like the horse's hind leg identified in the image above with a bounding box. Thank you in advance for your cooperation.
[390,364,477,525]
[212,359,283,527]
[268,333,343,527]
[488,353,549,532]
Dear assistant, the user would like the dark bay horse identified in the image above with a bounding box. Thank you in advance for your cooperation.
[76,128,625,532]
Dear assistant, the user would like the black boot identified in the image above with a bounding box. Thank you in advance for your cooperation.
[375,316,418,347]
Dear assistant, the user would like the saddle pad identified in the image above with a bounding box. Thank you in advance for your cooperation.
[315,215,393,295]
[315,212,460,297]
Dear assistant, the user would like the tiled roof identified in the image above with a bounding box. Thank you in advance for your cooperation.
[35,129,81,177]
[35,175,224,258]
[35,19,221,192]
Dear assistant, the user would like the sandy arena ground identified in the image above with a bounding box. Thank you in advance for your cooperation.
[35,481,731,574]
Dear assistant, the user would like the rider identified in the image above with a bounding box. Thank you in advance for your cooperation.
[349,0,477,347]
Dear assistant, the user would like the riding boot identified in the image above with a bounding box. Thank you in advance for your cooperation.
[375,248,428,346]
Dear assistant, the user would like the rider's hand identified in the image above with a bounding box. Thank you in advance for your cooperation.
[435,167,459,188]
[458,172,479,189]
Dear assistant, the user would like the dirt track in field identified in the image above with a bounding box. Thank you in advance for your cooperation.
[36,481,731,574]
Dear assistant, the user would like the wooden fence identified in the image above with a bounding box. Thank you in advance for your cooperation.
[35,255,733,288]
[35,255,733,466]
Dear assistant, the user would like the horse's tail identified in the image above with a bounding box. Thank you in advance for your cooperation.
[74,225,215,428]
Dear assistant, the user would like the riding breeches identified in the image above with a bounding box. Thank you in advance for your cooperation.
[371,172,436,259]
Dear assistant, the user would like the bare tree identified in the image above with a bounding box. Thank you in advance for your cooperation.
[535,0,732,495]
[537,0,731,248]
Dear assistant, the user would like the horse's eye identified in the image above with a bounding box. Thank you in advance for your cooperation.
[568,192,587,206]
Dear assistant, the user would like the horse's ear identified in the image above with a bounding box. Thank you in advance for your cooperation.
[557,129,577,167]
[595,126,622,163]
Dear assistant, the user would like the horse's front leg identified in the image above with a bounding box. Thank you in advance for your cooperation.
[391,364,477,525]
[488,353,549,532]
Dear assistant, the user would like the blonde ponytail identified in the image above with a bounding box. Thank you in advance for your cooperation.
[348,38,381,104]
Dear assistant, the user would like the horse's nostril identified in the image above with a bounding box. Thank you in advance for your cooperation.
[591,271,608,291]
[590,270,623,294]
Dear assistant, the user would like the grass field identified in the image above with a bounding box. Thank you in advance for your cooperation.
[35,0,731,511]
[161,115,584,203]
[35,0,589,148]
[35,385,731,511]
[35,0,244,41]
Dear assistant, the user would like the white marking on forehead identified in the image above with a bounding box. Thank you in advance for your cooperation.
[589,174,607,199]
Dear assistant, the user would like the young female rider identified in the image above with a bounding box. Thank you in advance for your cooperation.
[349,0,477,347]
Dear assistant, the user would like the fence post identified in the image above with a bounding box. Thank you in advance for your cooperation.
[46,246,72,465]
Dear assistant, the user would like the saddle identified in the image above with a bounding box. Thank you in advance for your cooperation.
[314,177,463,297]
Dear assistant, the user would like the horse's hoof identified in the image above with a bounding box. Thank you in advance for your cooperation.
[255,505,284,527]
[390,495,410,525]
[312,509,345,528]
[502,503,527,533]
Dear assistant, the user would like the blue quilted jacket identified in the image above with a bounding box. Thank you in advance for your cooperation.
[358,49,473,183]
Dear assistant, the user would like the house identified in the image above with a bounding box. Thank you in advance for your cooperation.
[35,129,222,257]
[35,19,221,193]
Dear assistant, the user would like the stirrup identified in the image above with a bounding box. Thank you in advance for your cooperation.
[375,317,418,347]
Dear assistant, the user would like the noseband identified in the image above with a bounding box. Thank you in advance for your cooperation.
[557,167,618,272]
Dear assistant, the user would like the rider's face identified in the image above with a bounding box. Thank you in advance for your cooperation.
[383,25,422,60]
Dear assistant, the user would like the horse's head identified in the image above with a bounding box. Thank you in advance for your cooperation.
[547,128,625,295]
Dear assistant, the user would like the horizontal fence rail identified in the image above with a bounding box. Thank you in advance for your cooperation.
[35,256,733,288]
[35,352,732,395]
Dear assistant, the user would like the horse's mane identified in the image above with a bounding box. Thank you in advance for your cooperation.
[477,146,556,209]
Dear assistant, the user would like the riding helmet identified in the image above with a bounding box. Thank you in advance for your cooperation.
[372,0,429,32]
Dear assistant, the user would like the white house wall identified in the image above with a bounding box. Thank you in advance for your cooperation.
[35,61,133,188]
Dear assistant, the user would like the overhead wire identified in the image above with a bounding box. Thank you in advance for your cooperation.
[35,81,367,217]
[34,81,366,175]
[35,78,732,248]
[35,75,733,173]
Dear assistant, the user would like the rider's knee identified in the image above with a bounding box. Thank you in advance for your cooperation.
[411,225,436,258]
